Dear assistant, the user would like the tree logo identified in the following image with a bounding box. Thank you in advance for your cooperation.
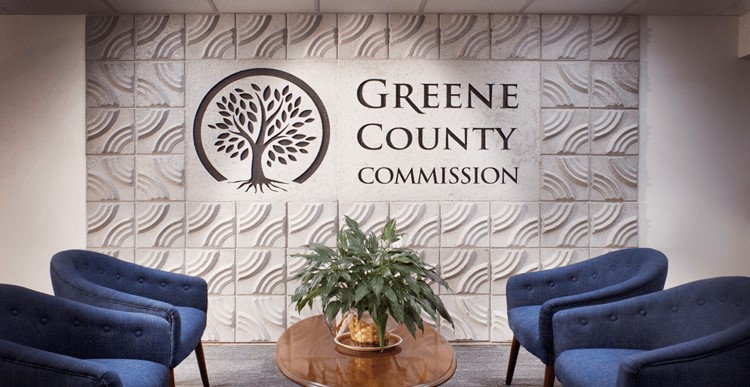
[193,68,329,193]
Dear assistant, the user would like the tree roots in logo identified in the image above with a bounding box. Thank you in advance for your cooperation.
[232,177,287,193]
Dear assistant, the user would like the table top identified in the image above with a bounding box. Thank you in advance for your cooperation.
[275,315,456,387]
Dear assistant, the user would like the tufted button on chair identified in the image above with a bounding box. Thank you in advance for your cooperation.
[504,248,668,387]
[0,284,172,386]
[553,276,750,387]
[50,249,210,387]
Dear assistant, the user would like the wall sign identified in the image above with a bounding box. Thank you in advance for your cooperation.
[189,61,541,202]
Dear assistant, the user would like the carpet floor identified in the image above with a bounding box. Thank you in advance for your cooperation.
[174,343,560,386]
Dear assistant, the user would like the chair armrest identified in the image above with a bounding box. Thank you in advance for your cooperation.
[617,321,750,387]
[0,339,122,387]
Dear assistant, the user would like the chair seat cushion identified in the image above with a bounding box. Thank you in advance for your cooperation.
[174,306,207,365]
[89,358,169,387]
[508,305,548,362]
[555,348,645,387]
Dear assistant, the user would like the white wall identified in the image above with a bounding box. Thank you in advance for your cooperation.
[640,16,750,287]
[0,16,86,292]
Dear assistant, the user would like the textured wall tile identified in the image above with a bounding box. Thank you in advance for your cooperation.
[287,202,338,247]
[136,109,185,155]
[186,249,235,294]
[136,156,185,201]
[490,202,540,248]
[87,109,135,155]
[186,14,236,59]
[540,248,589,269]
[236,249,285,295]
[439,295,490,341]
[542,62,590,108]
[339,202,389,236]
[87,202,135,248]
[237,203,286,248]
[591,15,639,61]
[135,249,184,273]
[591,62,639,108]
[389,14,439,59]
[338,14,389,59]
[591,156,637,201]
[441,202,490,247]
[541,109,590,155]
[236,295,287,341]
[541,203,589,248]
[87,156,135,201]
[286,298,322,326]
[91,248,135,263]
[440,249,490,294]
[541,15,590,60]
[390,202,440,248]
[287,14,337,59]
[186,203,236,248]
[135,203,185,248]
[490,249,540,295]
[237,14,287,59]
[135,14,185,60]
[440,14,490,59]
[490,296,512,341]
[590,110,638,155]
[204,295,235,341]
[491,14,540,60]
[590,203,638,248]
[136,62,185,108]
[87,62,135,107]
[285,249,323,326]
[541,156,590,201]
[86,16,134,60]
[590,247,619,258]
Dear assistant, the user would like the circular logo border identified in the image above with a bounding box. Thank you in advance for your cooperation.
[193,68,330,184]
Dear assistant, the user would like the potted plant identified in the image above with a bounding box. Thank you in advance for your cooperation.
[289,216,454,349]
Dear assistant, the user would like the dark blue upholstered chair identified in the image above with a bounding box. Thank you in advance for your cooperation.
[50,249,210,387]
[505,248,668,387]
[0,284,171,387]
[553,276,750,387]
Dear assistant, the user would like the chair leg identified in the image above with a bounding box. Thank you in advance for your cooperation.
[543,365,555,387]
[505,336,520,385]
[169,368,176,387]
[195,342,210,387]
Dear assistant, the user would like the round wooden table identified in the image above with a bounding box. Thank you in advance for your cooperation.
[275,315,456,387]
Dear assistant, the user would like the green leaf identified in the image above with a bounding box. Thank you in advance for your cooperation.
[354,283,370,302]
[382,218,398,243]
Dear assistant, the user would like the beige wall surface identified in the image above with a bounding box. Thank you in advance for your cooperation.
[0,16,86,293]
[640,16,750,287]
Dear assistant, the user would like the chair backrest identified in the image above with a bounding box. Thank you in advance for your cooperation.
[527,248,668,307]
[0,284,65,351]
[638,276,750,349]
[51,249,145,291]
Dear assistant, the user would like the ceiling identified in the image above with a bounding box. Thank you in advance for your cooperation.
[0,0,749,16]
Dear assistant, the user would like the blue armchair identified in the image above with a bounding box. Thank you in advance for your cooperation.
[0,284,171,386]
[504,248,668,387]
[553,276,750,387]
[50,249,210,387]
